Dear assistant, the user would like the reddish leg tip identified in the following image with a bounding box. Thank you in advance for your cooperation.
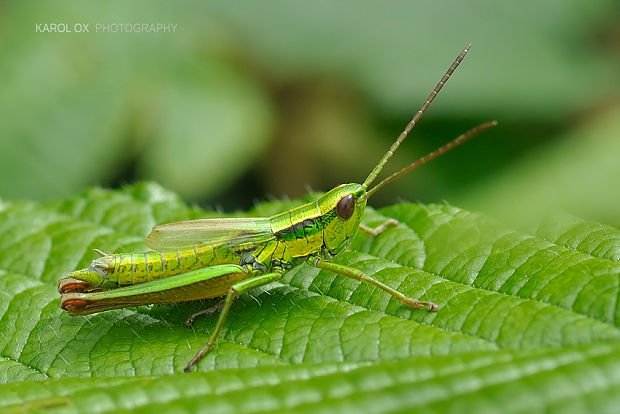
[60,297,87,312]
[58,282,86,294]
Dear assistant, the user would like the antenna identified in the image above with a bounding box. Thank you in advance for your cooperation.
[362,43,471,189]
[366,120,497,198]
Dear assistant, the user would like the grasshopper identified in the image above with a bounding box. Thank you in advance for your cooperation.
[59,44,496,372]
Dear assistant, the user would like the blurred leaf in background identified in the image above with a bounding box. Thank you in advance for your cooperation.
[0,1,274,202]
[460,108,620,226]
[0,0,619,221]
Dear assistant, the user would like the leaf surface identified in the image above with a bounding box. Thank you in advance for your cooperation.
[0,183,618,412]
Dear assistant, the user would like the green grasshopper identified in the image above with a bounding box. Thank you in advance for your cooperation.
[59,44,496,372]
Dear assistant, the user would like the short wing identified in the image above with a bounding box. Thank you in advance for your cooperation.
[145,217,274,251]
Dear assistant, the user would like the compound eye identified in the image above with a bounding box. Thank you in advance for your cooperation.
[335,194,355,220]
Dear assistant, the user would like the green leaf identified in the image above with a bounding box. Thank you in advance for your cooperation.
[1,183,619,412]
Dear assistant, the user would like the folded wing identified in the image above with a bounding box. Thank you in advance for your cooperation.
[145,217,274,251]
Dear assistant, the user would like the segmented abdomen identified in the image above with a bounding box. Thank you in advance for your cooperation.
[70,243,241,287]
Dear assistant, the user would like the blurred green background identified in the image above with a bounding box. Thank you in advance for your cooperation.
[1,1,619,224]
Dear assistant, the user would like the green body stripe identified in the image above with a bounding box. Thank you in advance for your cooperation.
[268,202,324,266]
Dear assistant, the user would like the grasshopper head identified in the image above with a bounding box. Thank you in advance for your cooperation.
[317,183,367,255]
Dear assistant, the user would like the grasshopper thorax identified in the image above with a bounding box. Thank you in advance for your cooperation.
[317,183,367,255]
